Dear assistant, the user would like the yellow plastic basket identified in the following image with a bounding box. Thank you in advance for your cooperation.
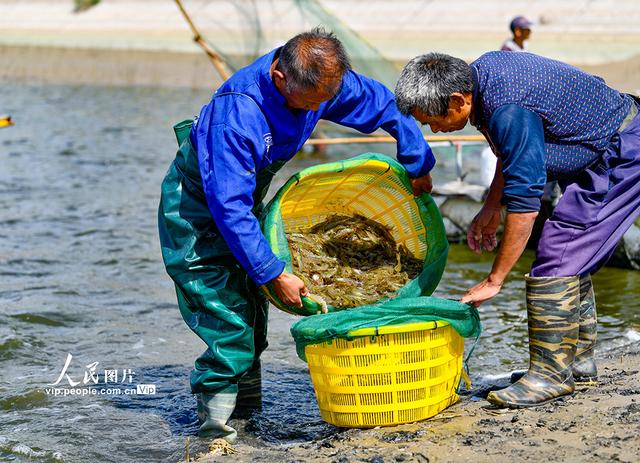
[304,320,463,428]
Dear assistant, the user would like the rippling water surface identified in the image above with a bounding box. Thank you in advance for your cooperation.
[1,83,638,462]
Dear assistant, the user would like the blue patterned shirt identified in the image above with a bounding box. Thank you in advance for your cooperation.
[470,52,632,211]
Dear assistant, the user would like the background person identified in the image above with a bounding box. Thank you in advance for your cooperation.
[501,15,533,52]
[395,51,640,408]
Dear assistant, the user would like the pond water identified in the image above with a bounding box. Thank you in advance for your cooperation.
[0,83,638,462]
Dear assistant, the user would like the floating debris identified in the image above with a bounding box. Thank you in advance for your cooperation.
[287,214,423,308]
[0,115,13,128]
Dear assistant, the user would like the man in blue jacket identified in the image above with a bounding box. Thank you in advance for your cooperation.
[158,28,434,441]
[395,51,639,408]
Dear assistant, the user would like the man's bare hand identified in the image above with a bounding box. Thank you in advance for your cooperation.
[467,206,502,253]
[411,173,433,196]
[460,277,503,307]
[272,271,308,308]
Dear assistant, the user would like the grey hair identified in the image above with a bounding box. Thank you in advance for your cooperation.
[395,52,473,116]
[276,26,351,92]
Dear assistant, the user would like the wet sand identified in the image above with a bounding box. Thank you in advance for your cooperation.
[185,342,640,462]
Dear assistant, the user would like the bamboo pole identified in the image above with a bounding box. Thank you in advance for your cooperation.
[304,134,486,145]
[174,0,231,81]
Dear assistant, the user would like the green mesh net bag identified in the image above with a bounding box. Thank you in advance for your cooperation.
[290,296,481,362]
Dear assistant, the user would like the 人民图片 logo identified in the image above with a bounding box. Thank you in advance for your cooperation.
[45,353,156,397]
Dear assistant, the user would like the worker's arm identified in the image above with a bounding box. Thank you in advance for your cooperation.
[461,104,546,306]
[194,97,308,306]
[467,158,504,253]
[321,70,435,191]
[462,211,538,306]
[196,122,283,284]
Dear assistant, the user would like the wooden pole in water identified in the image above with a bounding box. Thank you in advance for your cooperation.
[304,134,486,145]
[173,0,231,81]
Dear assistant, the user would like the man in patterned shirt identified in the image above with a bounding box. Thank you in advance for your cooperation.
[395,51,640,408]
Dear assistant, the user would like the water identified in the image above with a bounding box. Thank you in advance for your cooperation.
[0,82,638,462]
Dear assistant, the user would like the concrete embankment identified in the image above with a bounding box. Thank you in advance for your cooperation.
[1,0,640,90]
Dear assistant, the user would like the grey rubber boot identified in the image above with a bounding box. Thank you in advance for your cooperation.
[488,275,580,408]
[196,388,238,442]
[510,273,597,384]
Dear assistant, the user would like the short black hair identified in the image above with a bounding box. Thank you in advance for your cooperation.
[276,27,351,92]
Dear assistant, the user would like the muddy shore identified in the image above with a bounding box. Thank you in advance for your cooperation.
[184,342,640,463]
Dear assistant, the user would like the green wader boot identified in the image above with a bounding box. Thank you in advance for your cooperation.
[488,275,580,408]
[510,273,598,384]
[233,359,262,418]
[158,120,280,439]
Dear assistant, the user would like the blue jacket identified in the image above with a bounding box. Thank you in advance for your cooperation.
[470,51,632,212]
[191,48,434,285]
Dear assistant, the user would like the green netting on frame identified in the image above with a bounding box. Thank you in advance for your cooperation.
[260,153,449,316]
[290,297,481,362]
[179,0,401,88]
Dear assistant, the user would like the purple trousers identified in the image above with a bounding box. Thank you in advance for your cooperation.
[531,104,640,277]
